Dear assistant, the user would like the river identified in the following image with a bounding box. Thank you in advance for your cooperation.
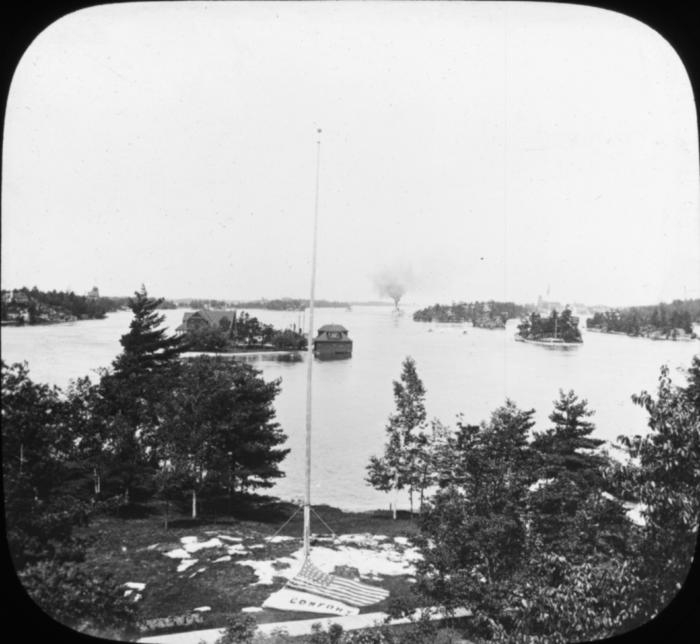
[2,306,698,511]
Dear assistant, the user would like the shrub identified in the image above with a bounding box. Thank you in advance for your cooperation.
[216,613,258,644]
[18,560,136,637]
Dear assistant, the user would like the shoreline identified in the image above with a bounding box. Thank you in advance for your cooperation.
[586,327,698,341]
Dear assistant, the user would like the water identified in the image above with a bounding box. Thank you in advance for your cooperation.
[2,307,698,511]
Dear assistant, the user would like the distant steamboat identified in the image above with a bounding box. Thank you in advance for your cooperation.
[313,324,353,360]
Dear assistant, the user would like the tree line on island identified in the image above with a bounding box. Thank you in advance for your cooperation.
[413,301,531,328]
[586,299,699,340]
[516,307,583,343]
[182,310,307,353]
[365,355,699,643]
[0,286,136,325]
[186,298,349,311]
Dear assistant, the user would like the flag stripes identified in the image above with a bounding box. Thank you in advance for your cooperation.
[287,559,389,607]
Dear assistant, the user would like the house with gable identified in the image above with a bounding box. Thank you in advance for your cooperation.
[176,309,237,334]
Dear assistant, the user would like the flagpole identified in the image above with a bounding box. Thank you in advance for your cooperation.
[304,128,322,560]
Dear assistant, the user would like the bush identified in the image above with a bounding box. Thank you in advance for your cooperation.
[18,560,136,638]
[270,329,307,351]
[216,613,258,644]
[185,327,230,352]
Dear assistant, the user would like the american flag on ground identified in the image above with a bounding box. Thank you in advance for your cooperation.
[286,558,389,607]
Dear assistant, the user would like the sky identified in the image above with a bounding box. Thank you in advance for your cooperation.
[2,2,699,307]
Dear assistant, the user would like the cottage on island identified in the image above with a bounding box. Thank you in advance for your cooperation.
[176,309,236,333]
[313,324,353,359]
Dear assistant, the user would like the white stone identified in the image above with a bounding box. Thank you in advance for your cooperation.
[124,582,146,591]
[266,535,294,543]
[226,544,250,555]
[164,548,191,559]
[177,558,198,572]
[180,536,199,544]
[183,538,224,553]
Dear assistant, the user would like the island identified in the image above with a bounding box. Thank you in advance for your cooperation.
[0,287,127,325]
[413,300,531,328]
[515,307,583,345]
[586,300,698,341]
[177,309,307,354]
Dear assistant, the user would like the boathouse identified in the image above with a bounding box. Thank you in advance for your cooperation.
[313,324,353,359]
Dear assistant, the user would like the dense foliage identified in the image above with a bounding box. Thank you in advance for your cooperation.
[613,356,700,621]
[184,310,307,352]
[516,308,582,343]
[158,355,289,518]
[2,360,137,636]
[587,301,697,338]
[3,286,291,637]
[413,301,530,327]
[408,358,699,642]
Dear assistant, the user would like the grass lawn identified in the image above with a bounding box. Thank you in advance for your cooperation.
[73,496,424,639]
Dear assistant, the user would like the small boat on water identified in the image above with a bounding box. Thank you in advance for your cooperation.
[515,335,581,347]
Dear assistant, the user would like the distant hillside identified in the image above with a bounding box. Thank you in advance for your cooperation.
[230,298,350,311]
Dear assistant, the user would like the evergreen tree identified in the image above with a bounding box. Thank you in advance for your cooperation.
[99,285,187,504]
[111,285,187,380]
[366,356,428,518]
[529,390,625,555]
[532,390,604,485]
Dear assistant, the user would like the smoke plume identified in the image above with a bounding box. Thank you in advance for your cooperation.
[373,265,416,309]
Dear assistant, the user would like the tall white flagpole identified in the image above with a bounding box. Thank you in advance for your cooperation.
[304,128,322,559]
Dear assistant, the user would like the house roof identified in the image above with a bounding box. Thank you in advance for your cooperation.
[317,324,347,333]
[192,310,235,325]
[176,309,234,331]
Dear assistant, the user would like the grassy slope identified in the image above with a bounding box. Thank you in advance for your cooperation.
[73,497,422,637]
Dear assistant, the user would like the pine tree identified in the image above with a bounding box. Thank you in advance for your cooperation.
[532,390,604,486]
[111,285,187,380]
[99,285,187,505]
[529,390,620,554]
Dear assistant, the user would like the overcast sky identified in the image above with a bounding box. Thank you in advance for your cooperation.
[2,2,699,306]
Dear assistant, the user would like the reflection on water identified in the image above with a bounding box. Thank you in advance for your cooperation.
[183,351,304,364]
[2,306,698,511]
